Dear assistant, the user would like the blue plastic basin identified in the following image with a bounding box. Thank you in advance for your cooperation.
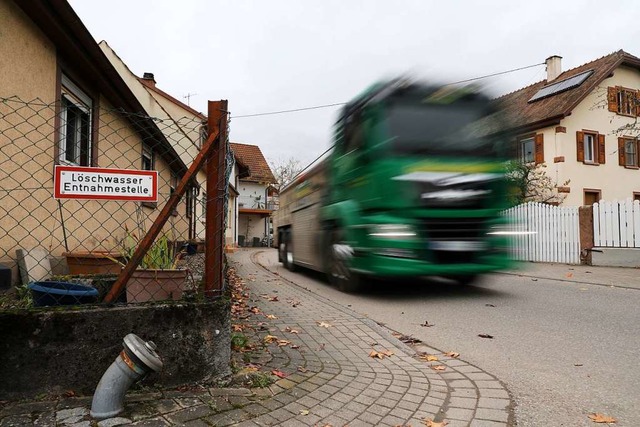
[28,281,99,307]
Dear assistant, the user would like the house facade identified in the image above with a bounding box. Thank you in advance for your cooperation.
[0,0,188,283]
[100,41,209,241]
[230,143,277,246]
[501,50,640,206]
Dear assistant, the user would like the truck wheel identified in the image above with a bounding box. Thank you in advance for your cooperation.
[328,228,361,293]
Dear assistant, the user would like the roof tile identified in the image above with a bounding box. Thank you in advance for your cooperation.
[230,143,276,184]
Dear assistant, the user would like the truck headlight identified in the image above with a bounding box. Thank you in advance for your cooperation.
[368,224,417,239]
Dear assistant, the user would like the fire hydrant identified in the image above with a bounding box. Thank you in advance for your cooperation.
[90,333,163,419]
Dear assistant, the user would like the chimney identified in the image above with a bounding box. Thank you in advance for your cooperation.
[141,72,156,88]
[545,55,562,82]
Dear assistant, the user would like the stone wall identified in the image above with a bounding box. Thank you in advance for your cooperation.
[0,301,231,400]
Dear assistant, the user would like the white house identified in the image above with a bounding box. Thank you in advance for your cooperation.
[500,50,640,206]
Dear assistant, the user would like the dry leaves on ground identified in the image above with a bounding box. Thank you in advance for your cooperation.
[265,314,278,319]
[444,351,460,358]
[418,354,439,362]
[277,339,291,347]
[284,326,300,334]
[588,413,617,423]
[263,335,278,344]
[317,321,332,328]
[430,365,447,371]
[369,349,394,359]
[297,366,308,373]
[478,333,494,339]
[299,409,310,416]
[271,369,287,378]
[423,419,448,427]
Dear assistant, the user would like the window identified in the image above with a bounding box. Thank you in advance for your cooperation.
[584,133,596,163]
[517,133,544,164]
[142,145,154,171]
[59,75,92,166]
[634,192,640,202]
[608,86,639,117]
[520,136,534,163]
[576,130,605,164]
[141,145,156,208]
[618,137,639,168]
[584,189,601,206]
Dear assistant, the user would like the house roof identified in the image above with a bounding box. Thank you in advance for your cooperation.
[138,76,207,120]
[15,0,187,174]
[498,49,640,134]
[230,143,276,184]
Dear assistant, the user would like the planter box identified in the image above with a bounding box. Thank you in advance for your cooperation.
[64,251,124,275]
[127,269,187,303]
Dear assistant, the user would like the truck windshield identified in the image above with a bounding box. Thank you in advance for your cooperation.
[384,103,503,158]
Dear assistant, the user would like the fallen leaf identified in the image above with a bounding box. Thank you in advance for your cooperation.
[430,365,446,371]
[263,335,278,343]
[421,320,434,327]
[575,363,584,367]
[291,344,300,349]
[249,306,261,314]
[566,273,574,278]
[369,349,394,359]
[277,339,291,347]
[297,366,308,373]
[423,418,448,426]
[271,370,287,378]
[269,296,279,302]
[63,390,76,398]
[478,334,494,339]
[444,352,460,358]
[588,413,617,423]
[485,303,496,307]
[299,409,310,416]
[284,327,300,334]
[265,314,278,319]
[317,321,332,328]
[419,354,439,362]
[317,343,325,351]
[232,324,245,332]
[531,278,538,281]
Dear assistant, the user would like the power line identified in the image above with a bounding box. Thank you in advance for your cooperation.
[231,102,346,119]
[229,62,546,120]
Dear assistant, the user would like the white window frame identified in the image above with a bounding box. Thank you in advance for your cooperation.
[583,133,596,163]
[59,75,92,166]
[141,145,154,171]
[520,136,535,163]
[624,137,638,167]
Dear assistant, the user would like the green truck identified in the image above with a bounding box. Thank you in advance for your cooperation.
[273,79,513,292]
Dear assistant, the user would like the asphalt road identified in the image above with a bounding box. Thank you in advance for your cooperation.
[254,249,640,427]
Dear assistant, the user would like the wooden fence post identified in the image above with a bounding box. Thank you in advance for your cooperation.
[205,100,228,297]
[578,206,594,265]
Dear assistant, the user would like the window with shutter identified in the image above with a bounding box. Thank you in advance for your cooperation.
[577,130,602,164]
[620,136,639,168]
[610,86,638,116]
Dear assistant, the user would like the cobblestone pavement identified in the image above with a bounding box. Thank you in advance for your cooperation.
[0,249,514,426]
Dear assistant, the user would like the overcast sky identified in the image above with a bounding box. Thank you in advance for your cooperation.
[68,0,640,167]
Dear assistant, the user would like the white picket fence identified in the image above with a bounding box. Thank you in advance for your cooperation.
[503,202,581,264]
[593,199,640,247]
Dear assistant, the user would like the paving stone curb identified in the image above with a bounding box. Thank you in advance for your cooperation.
[0,248,515,426]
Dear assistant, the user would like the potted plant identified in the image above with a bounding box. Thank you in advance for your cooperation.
[63,250,125,275]
[112,233,188,303]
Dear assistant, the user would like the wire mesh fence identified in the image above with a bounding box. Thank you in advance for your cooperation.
[0,95,230,309]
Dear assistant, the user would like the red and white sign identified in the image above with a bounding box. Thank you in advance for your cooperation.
[54,165,158,202]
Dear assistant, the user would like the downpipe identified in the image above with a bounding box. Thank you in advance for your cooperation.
[90,334,163,420]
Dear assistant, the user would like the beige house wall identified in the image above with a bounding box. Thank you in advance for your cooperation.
[555,66,640,205]
[0,3,188,283]
[100,42,208,239]
[0,0,57,102]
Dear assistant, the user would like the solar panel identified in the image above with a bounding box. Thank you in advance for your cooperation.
[528,70,594,102]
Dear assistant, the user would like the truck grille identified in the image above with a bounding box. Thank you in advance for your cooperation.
[422,218,487,264]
